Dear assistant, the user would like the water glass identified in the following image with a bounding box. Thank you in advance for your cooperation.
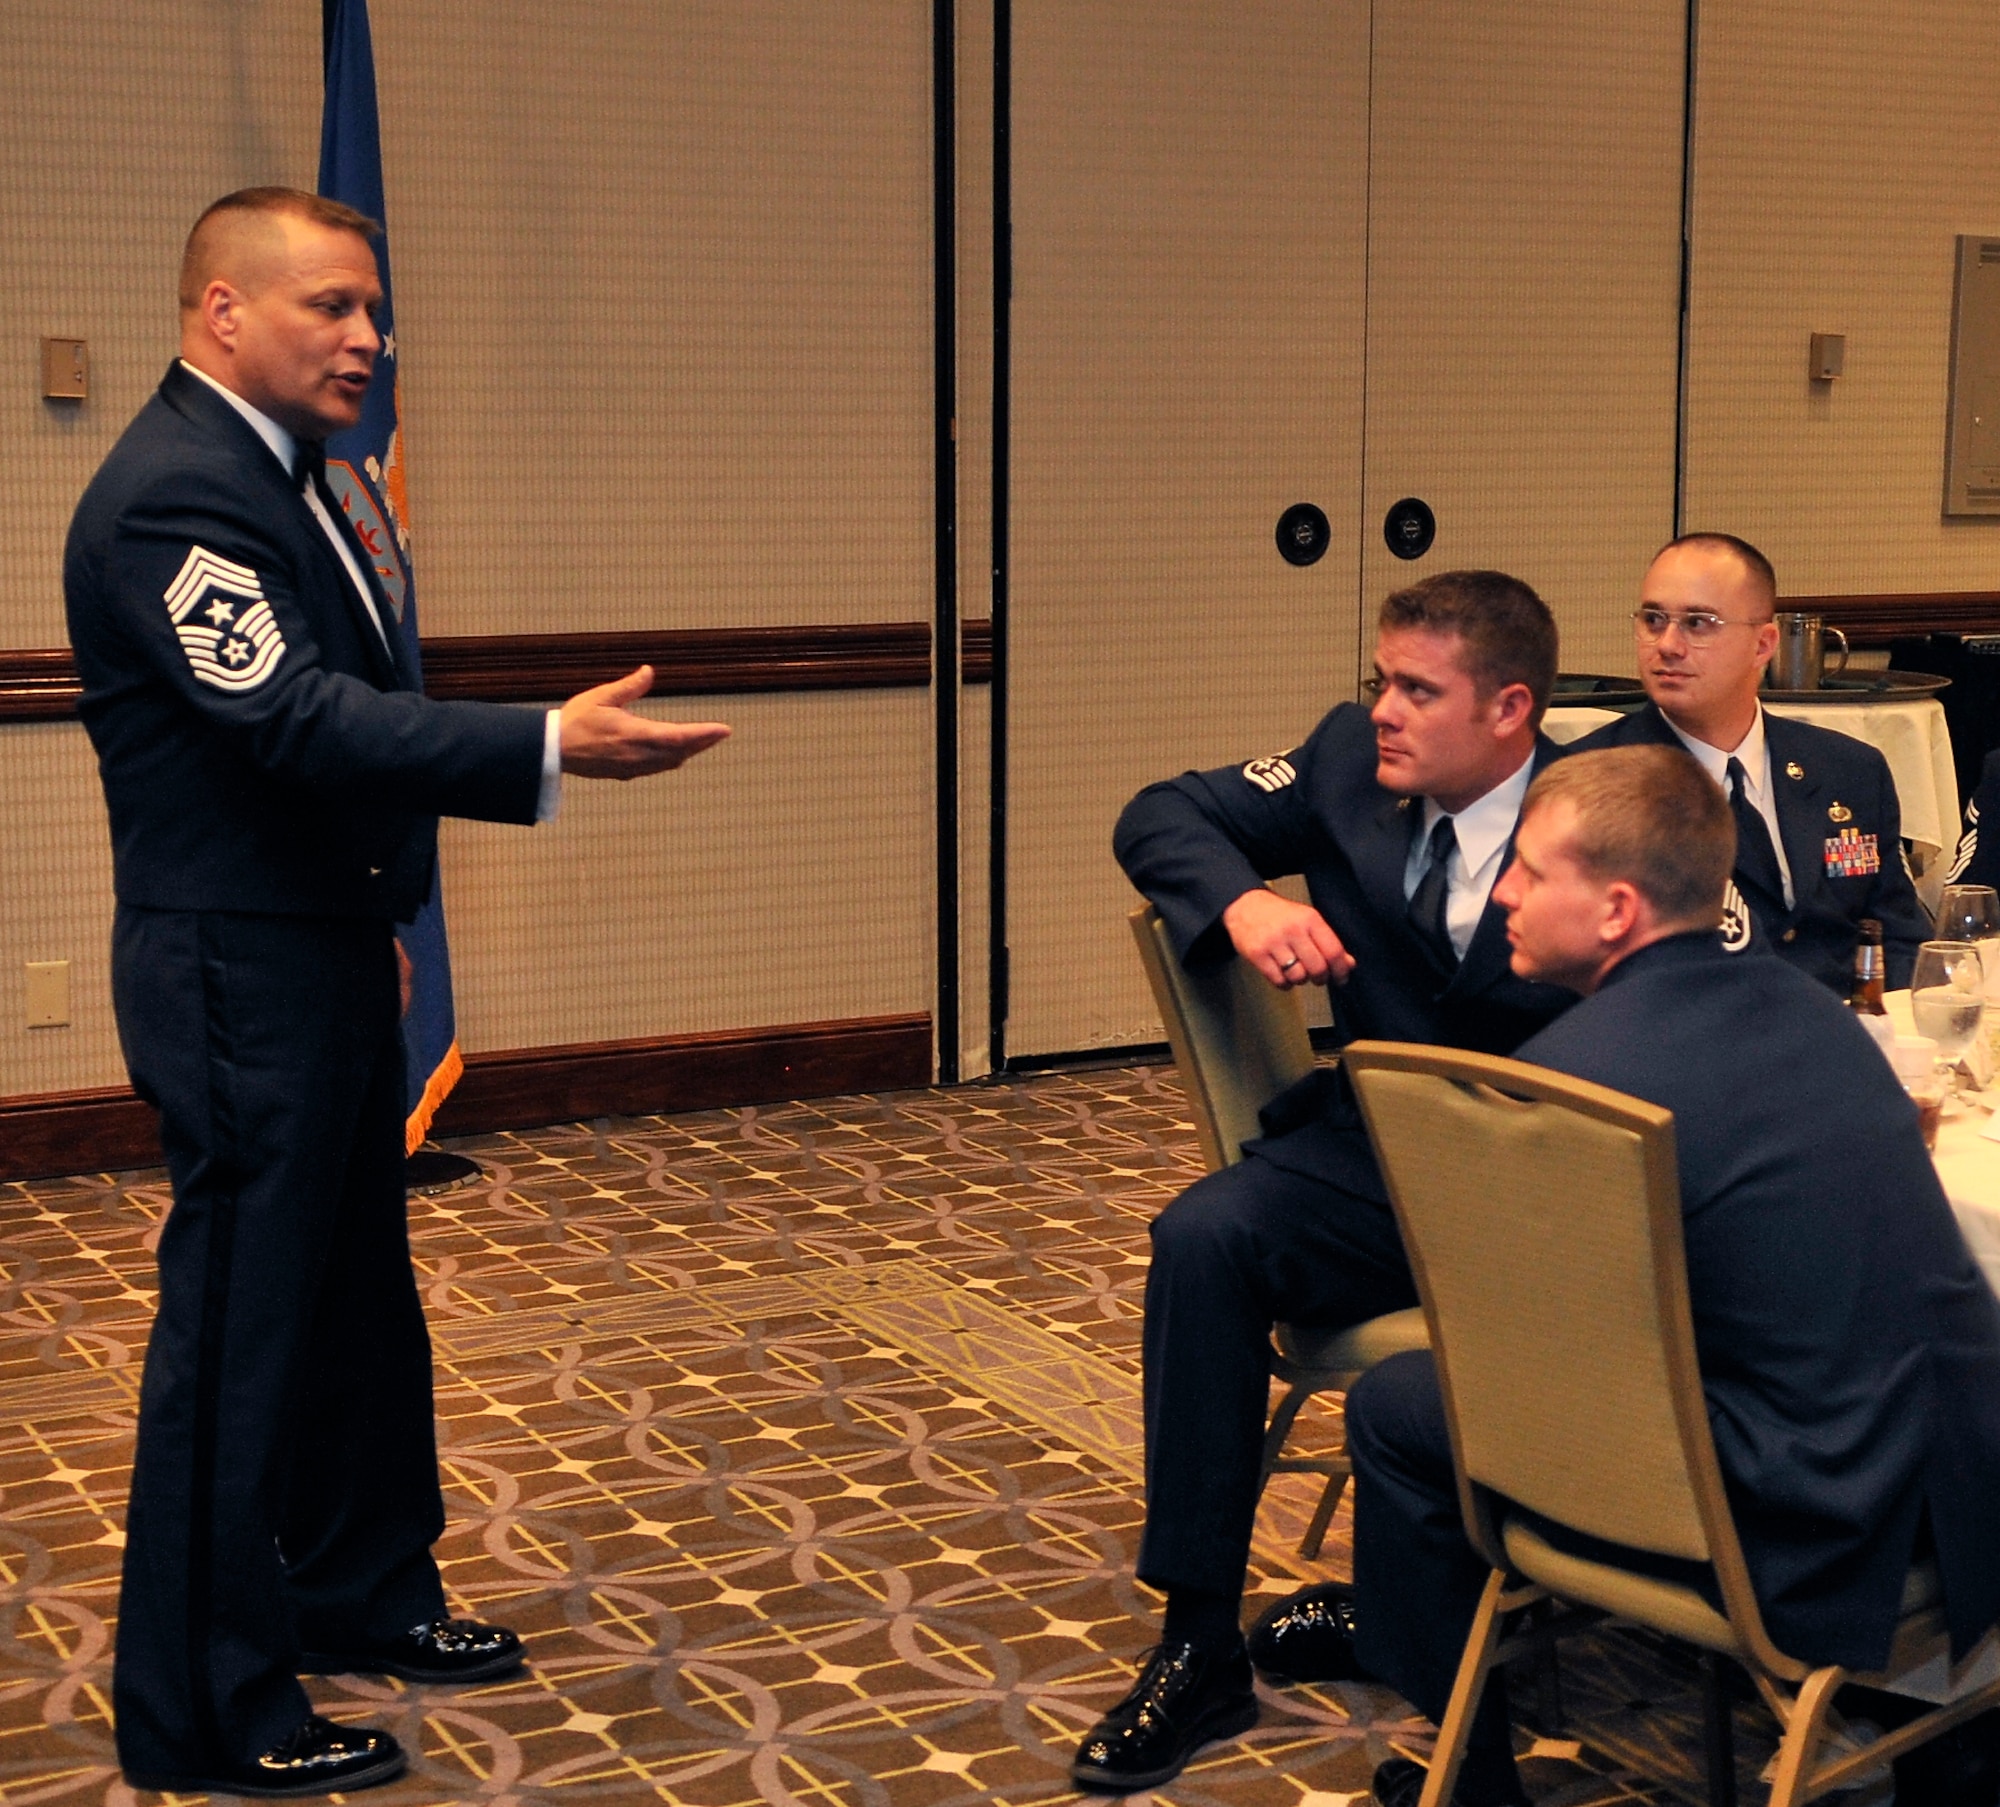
[1911,940,1985,1069]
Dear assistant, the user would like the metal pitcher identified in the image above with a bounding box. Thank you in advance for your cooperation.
[1767,611,1849,691]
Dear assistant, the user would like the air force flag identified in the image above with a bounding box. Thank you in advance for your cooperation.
[319,0,463,1150]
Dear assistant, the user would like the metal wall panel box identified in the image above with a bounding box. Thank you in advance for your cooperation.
[1809,332,1845,380]
[1945,237,2000,515]
[40,337,87,400]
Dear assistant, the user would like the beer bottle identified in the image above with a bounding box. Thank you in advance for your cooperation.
[1848,918,1886,1016]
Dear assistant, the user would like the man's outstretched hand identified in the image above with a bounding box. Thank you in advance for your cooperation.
[559,666,731,778]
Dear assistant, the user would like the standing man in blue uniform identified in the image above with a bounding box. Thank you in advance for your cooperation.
[1074,572,1575,1792]
[1572,533,1928,989]
[66,188,731,1797]
[1329,746,2000,1807]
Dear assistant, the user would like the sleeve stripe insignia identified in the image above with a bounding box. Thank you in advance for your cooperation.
[1718,878,1753,952]
[1242,754,1297,793]
[163,546,286,692]
[1949,799,1980,882]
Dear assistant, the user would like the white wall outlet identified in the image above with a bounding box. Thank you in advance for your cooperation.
[24,960,70,1028]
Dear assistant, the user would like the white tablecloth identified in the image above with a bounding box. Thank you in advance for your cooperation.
[1544,697,1960,910]
[1884,991,2000,1300]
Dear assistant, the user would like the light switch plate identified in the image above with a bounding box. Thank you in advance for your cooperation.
[40,338,87,400]
[24,960,70,1028]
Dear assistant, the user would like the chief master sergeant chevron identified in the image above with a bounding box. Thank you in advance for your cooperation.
[64,187,730,1798]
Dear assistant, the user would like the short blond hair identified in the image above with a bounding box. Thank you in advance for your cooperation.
[178,187,380,310]
[1523,745,1733,928]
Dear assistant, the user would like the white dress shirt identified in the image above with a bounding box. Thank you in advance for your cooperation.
[1403,752,1538,959]
[176,360,562,820]
[1663,705,1794,908]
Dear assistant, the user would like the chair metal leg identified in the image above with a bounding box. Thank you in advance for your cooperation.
[1698,1652,1737,1807]
[1297,1467,1348,1560]
[1529,1599,1565,1737]
[1258,1378,1314,1480]
[1419,1569,1529,1807]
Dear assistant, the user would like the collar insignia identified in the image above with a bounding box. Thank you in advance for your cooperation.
[1785,761,1804,780]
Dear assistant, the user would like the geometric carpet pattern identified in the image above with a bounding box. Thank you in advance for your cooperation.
[0,1065,1817,1804]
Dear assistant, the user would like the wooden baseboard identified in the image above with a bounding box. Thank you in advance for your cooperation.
[0,1012,933,1184]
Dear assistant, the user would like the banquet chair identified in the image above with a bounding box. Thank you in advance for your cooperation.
[1343,1039,2000,1807]
[1126,904,1427,1558]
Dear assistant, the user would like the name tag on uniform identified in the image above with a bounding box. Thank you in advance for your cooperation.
[1823,827,1880,877]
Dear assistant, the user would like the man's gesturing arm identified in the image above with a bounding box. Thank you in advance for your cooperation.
[560,666,730,777]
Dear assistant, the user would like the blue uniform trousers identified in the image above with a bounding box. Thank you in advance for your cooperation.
[109,907,447,1776]
[1138,1142,1418,1601]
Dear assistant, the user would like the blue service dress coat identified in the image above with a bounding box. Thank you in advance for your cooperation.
[65,364,547,1781]
[1517,933,2000,1668]
[1572,701,1929,992]
[67,362,544,917]
[1115,700,1575,1187]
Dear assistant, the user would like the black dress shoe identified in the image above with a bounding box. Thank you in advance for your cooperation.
[124,1714,405,1798]
[1372,1756,1529,1807]
[1071,1638,1259,1793]
[300,1615,524,1682]
[1246,1581,1366,1683]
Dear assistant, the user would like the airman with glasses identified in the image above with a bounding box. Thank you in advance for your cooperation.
[1571,532,1929,990]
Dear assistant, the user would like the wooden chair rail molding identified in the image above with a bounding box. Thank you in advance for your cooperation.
[1793,592,2000,646]
[0,620,996,722]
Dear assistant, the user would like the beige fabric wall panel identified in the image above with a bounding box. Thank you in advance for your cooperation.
[0,725,124,1094]
[957,0,997,1080]
[438,691,932,1054]
[369,2,934,635]
[1684,0,2000,594]
[0,0,319,646]
[1007,1,1371,1057]
[1360,1,1686,677]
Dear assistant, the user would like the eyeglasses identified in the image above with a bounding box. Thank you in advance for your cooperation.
[1631,605,1761,644]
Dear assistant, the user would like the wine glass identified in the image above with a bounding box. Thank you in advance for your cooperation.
[1910,940,1985,1070]
[1938,885,2000,994]
[1937,884,2000,943]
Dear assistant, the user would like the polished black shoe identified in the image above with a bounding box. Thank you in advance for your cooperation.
[300,1615,524,1683]
[1372,1756,1529,1807]
[1070,1638,1259,1793]
[1246,1581,1366,1683]
[124,1714,405,1798]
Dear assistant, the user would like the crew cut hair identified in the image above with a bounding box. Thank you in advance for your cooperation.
[179,187,382,310]
[1523,745,1734,929]
[1657,531,1778,616]
[1377,569,1559,723]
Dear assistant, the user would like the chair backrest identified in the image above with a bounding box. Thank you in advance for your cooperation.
[1127,904,1316,1171]
[1343,1041,1734,1572]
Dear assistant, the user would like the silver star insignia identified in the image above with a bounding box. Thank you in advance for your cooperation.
[220,637,252,666]
[205,598,236,627]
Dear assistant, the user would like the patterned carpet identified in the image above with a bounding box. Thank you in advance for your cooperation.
[0,1065,1825,1806]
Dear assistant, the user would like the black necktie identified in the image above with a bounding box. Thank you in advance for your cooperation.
[294,440,327,490]
[1409,815,1459,968]
[1727,757,1787,914]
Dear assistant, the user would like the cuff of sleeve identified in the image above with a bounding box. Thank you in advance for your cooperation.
[536,709,563,822]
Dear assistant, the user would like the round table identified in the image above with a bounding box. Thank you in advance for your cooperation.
[1883,990,2000,1299]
